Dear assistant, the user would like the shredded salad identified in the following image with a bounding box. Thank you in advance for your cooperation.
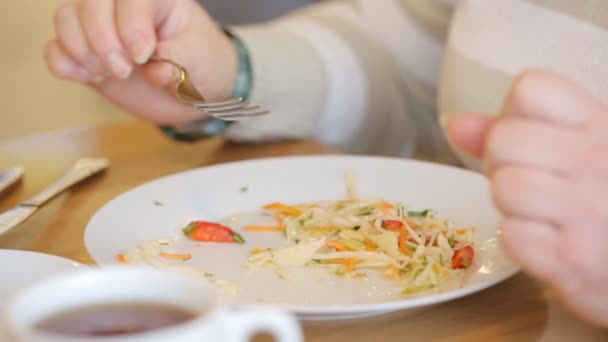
[116,173,476,297]
[245,175,476,295]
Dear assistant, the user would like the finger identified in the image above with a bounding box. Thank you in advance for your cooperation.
[95,69,204,125]
[502,69,602,127]
[143,38,200,88]
[484,118,580,176]
[77,0,132,79]
[499,218,562,284]
[54,2,102,78]
[44,39,92,82]
[141,61,179,88]
[444,113,495,160]
[491,166,572,225]
[115,0,171,64]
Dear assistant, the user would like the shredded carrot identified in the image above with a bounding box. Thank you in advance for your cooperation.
[116,253,128,264]
[429,223,444,230]
[245,225,283,232]
[263,202,301,216]
[274,213,285,228]
[456,227,476,235]
[381,202,395,214]
[398,226,411,255]
[305,226,338,234]
[345,259,356,272]
[364,238,377,252]
[159,252,192,261]
[385,265,400,279]
[251,247,267,255]
[326,241,348,251]
[404,217,419,230]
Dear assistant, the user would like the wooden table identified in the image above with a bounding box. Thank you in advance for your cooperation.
[0,122,606,341]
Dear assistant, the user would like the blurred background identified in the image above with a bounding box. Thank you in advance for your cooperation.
[0,0,315,142]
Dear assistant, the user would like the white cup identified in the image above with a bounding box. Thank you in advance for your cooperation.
[3,266,303,342]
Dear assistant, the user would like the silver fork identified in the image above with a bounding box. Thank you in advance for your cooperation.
[150,57,269,121]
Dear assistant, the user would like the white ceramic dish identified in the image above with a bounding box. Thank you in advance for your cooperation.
[0,249,82,301]
[84,156,518,320]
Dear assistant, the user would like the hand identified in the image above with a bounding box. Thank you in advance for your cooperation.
[446,70,608,327]
[44,0,238,125]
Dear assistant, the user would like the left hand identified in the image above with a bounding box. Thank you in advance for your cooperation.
[446,70,608,327]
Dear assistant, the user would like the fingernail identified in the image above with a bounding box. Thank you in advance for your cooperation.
[126,33,154,65]
[91,75,105,84]
[71,66,92,82]
[85,54,102,73]
[107,52,132,79]
[132,42,154,65]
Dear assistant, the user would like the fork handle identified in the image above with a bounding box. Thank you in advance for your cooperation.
[20,159,109,207]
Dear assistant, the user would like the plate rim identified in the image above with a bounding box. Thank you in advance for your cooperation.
[85,154,519,316]
[0,249,83,267]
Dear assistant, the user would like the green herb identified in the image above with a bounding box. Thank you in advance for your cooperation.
[204,272,214,278]
[407,244,416,252]
[159,242,169,246]
[448,235,456,248]
[298,218,306,225]
[232,233,246,244]
[181,222,197,236]
[183,257,192,261]
[402,284,435,295]
[294,239,300,244]
[335,269,347,276]
[310,259,321,264]
[240,186,248,193]
[357,207,374,216]
[154,200,163,206]
[462,258,471,267]
[407,209,430,218]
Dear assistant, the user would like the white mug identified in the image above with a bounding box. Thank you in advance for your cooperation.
[3,266,303,342]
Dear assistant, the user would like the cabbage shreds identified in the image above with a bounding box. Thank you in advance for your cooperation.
[246,175,477,296]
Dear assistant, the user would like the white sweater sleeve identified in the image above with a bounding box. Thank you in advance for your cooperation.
[228,0,453,158]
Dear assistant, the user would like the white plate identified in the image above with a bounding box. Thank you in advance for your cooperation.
[85,155,518,320]
[0,249,83,301]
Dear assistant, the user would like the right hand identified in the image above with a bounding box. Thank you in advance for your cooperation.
[44,0,239,125]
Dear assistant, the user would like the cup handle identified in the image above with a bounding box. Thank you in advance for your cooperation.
[219,309,303,342]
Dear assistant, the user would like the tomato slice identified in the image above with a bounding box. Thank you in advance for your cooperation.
[382,220,404,232]
[182,221,246,244]
[452,246,475,269]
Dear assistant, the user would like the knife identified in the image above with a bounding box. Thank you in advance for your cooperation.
[0,166,24,195]
[0,158,109,237]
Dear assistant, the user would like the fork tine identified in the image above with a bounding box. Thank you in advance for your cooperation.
[193,102,250,112]
[204,106,262,116]
[211,110,270,121]
[204,106,260,115]
[192,98,245,109]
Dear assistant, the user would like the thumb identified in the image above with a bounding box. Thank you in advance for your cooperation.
[445,113,495,160]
